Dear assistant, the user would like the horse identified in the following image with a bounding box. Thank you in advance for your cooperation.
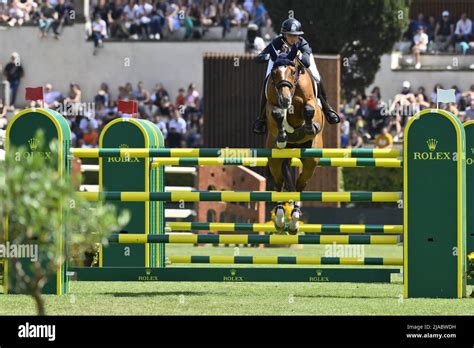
[265,44,324,234]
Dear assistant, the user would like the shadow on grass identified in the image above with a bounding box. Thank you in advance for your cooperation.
[103,291,211,297]
[296,294,395,300]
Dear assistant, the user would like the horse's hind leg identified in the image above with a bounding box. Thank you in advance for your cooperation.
[268,158,286,231]
[281,158,300,234]
[296,157,318,192]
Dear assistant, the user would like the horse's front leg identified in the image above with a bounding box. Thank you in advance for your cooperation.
[272,106,288,148]
[303,103,321,135]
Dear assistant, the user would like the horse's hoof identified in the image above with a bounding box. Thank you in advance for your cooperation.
[276,141,287,149]
[274,206,286,229]
[304,123,320,135]
[288,206,301,234]
[287,226,298,235]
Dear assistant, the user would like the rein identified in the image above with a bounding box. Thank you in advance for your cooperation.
[271,64,301,102]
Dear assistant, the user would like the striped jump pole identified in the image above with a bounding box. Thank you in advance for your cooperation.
[78,191,403,203]
[168,255,404,266]
[166,222,403,234]
[109,234,401,245]
[71,147,402,159]
[152,157,403,168]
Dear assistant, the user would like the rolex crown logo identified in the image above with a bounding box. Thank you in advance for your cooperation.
[28,137,39,151]
[119,144,130,149]
[145,268,151,276]
[230,269,237,276]
[316,269,323,277]
[426,138,438,151]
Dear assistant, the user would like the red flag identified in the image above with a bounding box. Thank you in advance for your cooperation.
[25,87,44,101]
[118,100,137,115]
[133,100,138,114]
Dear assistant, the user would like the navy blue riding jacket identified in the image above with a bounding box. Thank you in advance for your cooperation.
[255,35,312,68]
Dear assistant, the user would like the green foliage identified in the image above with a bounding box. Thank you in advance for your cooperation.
[342,167,402,207]
[343,167,402,191]
[263,0,409,97]
[0,134,128,302]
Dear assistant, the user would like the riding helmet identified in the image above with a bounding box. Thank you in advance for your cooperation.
[281,18,304,35]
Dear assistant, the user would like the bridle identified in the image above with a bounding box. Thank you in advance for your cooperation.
[270,63,302,102]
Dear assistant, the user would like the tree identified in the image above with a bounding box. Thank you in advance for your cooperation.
[263,0,409,98]
[0,135,128,315]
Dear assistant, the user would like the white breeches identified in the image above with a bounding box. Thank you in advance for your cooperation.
[265,53,321,83]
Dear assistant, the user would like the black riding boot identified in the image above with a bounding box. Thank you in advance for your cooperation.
[253,81,268,135]
[317,80,340,124]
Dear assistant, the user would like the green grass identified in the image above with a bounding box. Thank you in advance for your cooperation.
[1,244,473,315]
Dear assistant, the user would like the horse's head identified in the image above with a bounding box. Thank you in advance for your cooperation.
[269,44,300,109]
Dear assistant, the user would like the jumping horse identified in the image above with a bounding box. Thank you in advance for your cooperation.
[265,44,324,234]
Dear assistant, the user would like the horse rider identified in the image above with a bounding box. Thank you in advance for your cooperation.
[253,18,341,135]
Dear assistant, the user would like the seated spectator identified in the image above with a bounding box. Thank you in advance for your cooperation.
[201,0,217,36]
[91,13,107,55]
[435,11,454,52]
[175,88,186,110]
[348,130,363,148]
[168,107,186,143]
[245,23,265,54]
[464,99,474,120]
[374,127,393,149]
[453,13,473,48]
[6,0,28,27]
[185,82,200,118]
[430,83,443,103]
[53,0,72,37]
[426,15,436,43]
[340,115,350,148]
[412,26,428,69]
[94,82,110,108]
[222,1,246,37]
[405,13,426,43]
[251,0,267,35]
[142,99,158,120]
[79,114,99,134]
[109,0,130,39]
[462,85,474,107]
[133,81,150,103]
[159,94,172,116]
[387,112,403,141]
[148,1,164,40]
[64,83,82,116]
[82,121,99,147]
[391,81,415,115]
[354,115,370,140]
[43,83,63,109]
[38,0,59,38]
[153,114,168,138]
[165,0,179,34]
[414,88,430,113]
[132,0,152,39]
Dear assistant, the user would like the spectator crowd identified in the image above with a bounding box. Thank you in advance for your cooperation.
[89,0,270,42]
[0,78,204,149]
[0,0,75,39]
[404,10,474,68]
[340,82,474,149]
